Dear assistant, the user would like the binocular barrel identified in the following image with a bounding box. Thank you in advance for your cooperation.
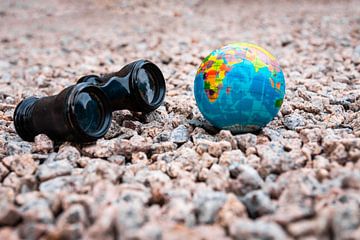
[14,83,112,142]
[77,59,166,113]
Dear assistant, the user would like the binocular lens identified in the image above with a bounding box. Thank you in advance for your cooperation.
[74,92,104,133]
[137,67,156,105]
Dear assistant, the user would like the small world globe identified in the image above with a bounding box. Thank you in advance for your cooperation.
[194,42,286,133]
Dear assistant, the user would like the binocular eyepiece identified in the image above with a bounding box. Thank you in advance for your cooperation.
[14,60,166,142]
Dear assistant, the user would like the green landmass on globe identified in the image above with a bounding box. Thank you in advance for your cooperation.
[194,42,286,133]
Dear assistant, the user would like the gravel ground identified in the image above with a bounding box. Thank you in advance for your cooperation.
[0,0,360,239]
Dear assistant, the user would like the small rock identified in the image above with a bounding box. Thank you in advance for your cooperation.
[234,133,257,152]
[170,124,189,144]
[242,190,275,218]
[2,154,37,177]
[229,218,287,240]
[107,155,125,165]
[36,160,73,181]
[55,145,81,167]
[193,189,227,224]
[39,176,84,194]
[19,198,54,223]
[228,164,264,196]
[206,164,230,190]
[18,221,52,240]
[0,227,20,240]
[352,45,360,64]
[208,141,232,158]
[2,172,21,192]
[219,150,247,167]
[123,120,142,133]
[6,141,32,155]
[82,139,116,158]
[85,205,117,240]
[150,141,177,155]
[0,201,22,225]
[82,159,122,183]
[33,134,53,153]
[56,204,89,239]
[131,152,148,164]
[287,213,328,237]
[115,201,146,232]
[165,198,196,226]
[0,162,9,181]
[271,204,314,225]
[331,201,360,239]
[216,193,247,227]
[283,113,305,130]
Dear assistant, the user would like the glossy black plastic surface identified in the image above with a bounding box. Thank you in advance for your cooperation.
[77,59,166,113]
[13,83,111,142]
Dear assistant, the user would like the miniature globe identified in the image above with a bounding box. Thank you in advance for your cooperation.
[194,42,286,133]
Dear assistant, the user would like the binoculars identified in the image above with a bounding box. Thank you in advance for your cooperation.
[14,60,166,142]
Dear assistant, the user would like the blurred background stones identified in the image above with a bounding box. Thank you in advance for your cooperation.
[0,0,359,239]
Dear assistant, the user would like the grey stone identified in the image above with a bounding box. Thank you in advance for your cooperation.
[36,160,73,181]
[115,201,146,231]
[55,146,81,167]
[283,113,305,130]
[193,189,227,224]
[19,198,54,223]
[0,200,21,225]
[228,164,264,196]
[33,134,53,153]
[2,154,37,177]
[234,133,257,152]
[39,176,84,194]
[242,190,275,218]
[219,150,247,167]
[6,141,32,155]
[0,163,9,181]
[170,124,189,144]
[229,218,287,240]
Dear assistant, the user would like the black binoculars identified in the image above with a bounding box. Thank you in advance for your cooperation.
[14,60,166,142]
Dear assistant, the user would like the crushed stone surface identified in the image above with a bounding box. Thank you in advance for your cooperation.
[0,0,360,239]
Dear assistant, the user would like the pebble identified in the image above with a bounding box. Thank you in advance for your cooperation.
[55,145,81,167]
[234,133,257,152]
[0,201,22,225]
[19,198,54,223]
[229,218,288,240]
[208,141,232,158]
[36,160,73,181]
[242,190,275,218]
[218,150,247,167]
[228,164,264,195]
[39,176,84,194]
[2,154,37,177]
[33,134,53,153]
[216,193,247,227]
[115,201,146,232]
[0,163,9,181]
[55,204,89,239]
[283,113,306,130]
[193,189,227,224]
[1,1,360,239]
[6,141,32,155]
[170,124,189,144]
